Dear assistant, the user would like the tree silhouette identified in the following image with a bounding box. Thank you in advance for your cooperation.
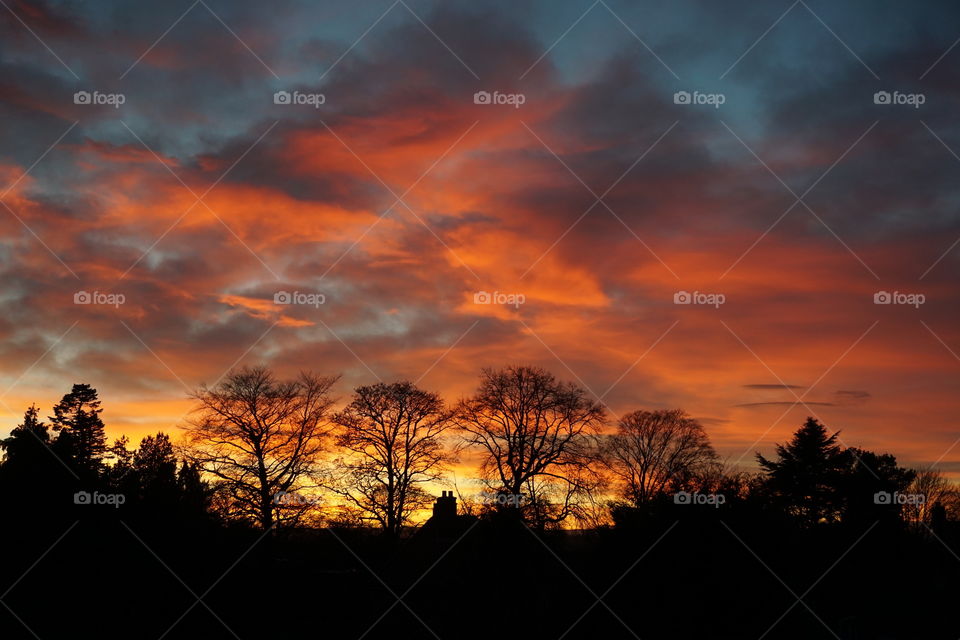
[902,468,959,527]
[105,432,198,519]
[757,417,847,526]
[838,446,915,524]
[328,381,454,536]
[455,365,605,527]
[0,405,70,513]
[176,460,211,520]
[602,408,719,506]
[183,366,338,529]
[49,383,107,479]
[133,433,179,506]
[106,434,136,496]
[1,405,50,468]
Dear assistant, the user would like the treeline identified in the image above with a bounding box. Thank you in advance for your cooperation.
[3,366,960,639]
[1,365,956,535]
[0,385,208,527]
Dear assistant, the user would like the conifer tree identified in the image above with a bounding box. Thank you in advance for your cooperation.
[50,384,107,478]
[757,417,846,525]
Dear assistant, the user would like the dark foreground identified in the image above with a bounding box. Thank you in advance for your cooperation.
[1,504,957,640]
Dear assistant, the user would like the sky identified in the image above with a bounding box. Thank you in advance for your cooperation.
[1,0,959,477]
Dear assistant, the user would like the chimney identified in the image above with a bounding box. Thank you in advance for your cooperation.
[433,491,457,520]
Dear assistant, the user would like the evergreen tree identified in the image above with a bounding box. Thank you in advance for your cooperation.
[176,460,211,520]
[133,433,178,505]
[49,384,107,478]
[106,435,135,497]
[838,447,915,524]
[1,405,50,468]
[757,417,847,525]
[0,405,72,518]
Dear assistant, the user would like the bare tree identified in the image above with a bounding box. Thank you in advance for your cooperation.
[327,381,454,536]
[183,366,338,530]
[455,366,605,528]
[602,409,718,506]
[903,468,960,527]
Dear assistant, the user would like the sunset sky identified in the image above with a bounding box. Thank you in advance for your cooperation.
[1,0,959,477]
